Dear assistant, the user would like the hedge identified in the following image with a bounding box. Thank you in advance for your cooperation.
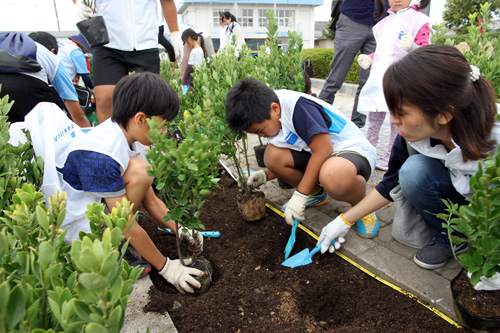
[300,48,360,84]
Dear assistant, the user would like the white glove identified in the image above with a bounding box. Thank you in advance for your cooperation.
[170,31,183,62]
[316,215,350,254]
[400,32,417,51]
[247,170,267,188]
[179,226,204,252]
[283,191,308,226]
[159,258,203,294]
[357,54,372,70]
[76,0,94,19]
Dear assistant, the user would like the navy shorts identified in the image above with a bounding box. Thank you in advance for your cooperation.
[290,149,371,181]
[92,47,160,86]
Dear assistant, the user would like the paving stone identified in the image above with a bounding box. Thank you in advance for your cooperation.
[122,277,177,333]
[353,245,457,321]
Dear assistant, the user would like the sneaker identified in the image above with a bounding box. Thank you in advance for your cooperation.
[414,239,469,270]
[281,187,328,210]
[355,212,379,238]
[375,153,390,171]
[119,241,152,279]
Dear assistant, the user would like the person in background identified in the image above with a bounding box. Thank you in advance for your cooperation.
[219,11,245,56]
[218,13,228,53]
[0,31,90,127]
[57,35,94,91]
[317,44,500,270]
[181,28,207,93]
[318,0,387,128]
[264,38,271,57]
[225,78,380,240]
[74,0,183,124]
[356,0,430,171]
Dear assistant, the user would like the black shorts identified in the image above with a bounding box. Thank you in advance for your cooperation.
[290,149,372,182]
[92,47,160,86]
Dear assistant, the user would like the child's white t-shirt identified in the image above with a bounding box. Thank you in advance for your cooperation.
[188,46,204,67]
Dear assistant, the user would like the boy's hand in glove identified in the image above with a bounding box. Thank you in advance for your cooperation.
[357,54,372,70]
[179,227,204,251]
[159,258,203,294]
[316,215,350,254]
[76,0,94,19]
[284,191,308,226]
[247,170,267,188]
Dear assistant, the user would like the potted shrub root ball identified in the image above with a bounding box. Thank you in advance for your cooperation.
[441,146,500,330]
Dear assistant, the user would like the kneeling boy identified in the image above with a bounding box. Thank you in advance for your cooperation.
[56,72,203,294]
[225,78,379,238]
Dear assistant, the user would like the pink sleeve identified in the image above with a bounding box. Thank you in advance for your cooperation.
[368,53,374,59]
[414,23,430,46]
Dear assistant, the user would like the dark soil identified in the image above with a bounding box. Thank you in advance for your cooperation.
[140,169,471,332]
[452,269,500,320]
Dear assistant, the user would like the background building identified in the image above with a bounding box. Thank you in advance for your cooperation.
[177,0,323,52]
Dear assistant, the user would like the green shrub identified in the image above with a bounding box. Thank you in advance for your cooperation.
[300,48,360,84]
[432,31,500,46]
[432,3,500,100]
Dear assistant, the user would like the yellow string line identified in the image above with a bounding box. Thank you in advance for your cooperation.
[265,203,462,329]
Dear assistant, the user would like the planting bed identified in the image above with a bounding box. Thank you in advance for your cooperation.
[140,169,470,332]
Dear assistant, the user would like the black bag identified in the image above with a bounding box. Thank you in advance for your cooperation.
[329,0,344,32]
[302,58,313,78]
[73,84,94,115]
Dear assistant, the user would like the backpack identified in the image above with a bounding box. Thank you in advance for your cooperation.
[302,58,313,78]
[329,0,344,32]
[0,32,41,73]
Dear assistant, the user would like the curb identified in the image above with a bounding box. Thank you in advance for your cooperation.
[310,78,358,96]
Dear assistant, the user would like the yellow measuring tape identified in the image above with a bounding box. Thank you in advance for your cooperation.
[265,203,462,329]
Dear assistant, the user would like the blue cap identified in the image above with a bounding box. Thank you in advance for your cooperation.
[69,33,93,53]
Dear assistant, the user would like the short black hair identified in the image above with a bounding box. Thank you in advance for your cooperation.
[28,31,58,54]
[111,72,179,130]
[225,78,279,133]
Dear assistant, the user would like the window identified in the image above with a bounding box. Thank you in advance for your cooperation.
[278,39,289,51]
[276,9,295,28]
[258,9,271,27]
[240,9,253,27]
[213,9,231,27]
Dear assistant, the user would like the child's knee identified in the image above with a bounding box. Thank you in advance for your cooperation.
[264,145,292,170]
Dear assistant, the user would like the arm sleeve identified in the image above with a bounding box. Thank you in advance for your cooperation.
[80,73,94,89]
[413,22,430,47]
[292,97,332,145]
[58,150,126,195]
[69,48,89,75]
[51,62,79,102]
[375,135,410,201]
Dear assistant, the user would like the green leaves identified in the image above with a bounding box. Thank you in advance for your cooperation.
[441,146,500,287]
[0,186,140,332]
[146,107,221,242]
